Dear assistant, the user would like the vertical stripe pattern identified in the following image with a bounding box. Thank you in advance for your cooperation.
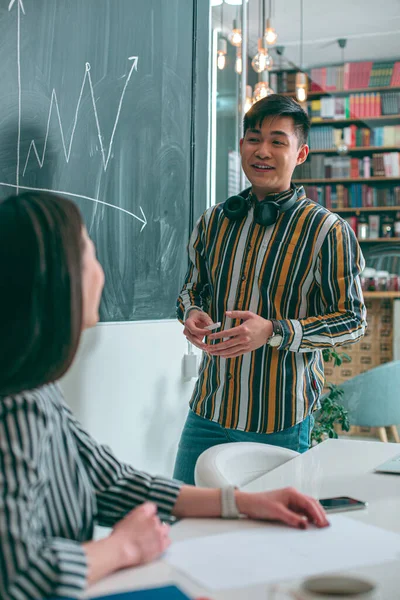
[177,187,366,433]
[0,383,181,599]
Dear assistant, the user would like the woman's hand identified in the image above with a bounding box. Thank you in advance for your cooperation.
[111,502,171,568]
[236,487,329,529]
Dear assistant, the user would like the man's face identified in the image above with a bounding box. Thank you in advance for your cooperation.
[240,116,308,199]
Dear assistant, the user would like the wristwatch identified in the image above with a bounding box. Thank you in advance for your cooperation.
[220,486,241,519]
[267,319,284,347]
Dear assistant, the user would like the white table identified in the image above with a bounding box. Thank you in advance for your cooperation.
[86,440,400,599]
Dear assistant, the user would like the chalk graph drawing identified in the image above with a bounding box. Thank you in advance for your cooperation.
[1,0,147,231]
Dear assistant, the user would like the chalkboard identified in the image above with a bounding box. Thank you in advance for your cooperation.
[0,0,208,321]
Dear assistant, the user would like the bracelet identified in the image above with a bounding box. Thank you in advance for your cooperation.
[220,486,240,519]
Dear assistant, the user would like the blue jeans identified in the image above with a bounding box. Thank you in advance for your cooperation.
[173,410,314,485]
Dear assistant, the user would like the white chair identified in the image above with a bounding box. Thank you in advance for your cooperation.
[194,442,300,488]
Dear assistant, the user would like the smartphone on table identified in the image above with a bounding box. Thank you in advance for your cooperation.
[319,496,367,513]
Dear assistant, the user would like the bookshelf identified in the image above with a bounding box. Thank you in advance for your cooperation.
[309,146,399,154]
[335,206,399,213]
[295,177,400,184]
[282,86,400,97]
[358,238,400,243]
[363,292,400,299]
[272,59,400,411]
[289,60,400,221]
[311,115,399,125]
[273,59,400,245]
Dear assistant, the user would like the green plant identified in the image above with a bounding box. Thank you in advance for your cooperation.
[311,348,351,444]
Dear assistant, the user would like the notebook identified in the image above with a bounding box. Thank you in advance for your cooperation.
[55,585,192,600]
[374,453,400,474]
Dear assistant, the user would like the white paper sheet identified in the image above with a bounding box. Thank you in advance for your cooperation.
[166,515,400,590]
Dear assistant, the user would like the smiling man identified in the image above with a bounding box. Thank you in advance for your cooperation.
[174,94,367,485]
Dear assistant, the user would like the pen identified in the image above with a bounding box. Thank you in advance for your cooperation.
[205,322,221,331]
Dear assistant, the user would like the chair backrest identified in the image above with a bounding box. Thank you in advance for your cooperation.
[337,360,400,427]
[194,442,299,488]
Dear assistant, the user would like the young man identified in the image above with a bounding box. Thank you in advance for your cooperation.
[175,95,366,485]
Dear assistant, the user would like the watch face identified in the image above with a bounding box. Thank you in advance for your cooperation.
[269,334,283,347]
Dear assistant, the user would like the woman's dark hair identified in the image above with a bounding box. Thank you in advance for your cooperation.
[0,192,84,395]
[243,94,311,146]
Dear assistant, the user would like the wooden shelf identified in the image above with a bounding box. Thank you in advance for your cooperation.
[309,147,400,154]
[363,291,400,299]
[280,85,400,98]
[294,177,400,184]
[335,206,400,213]
[358,238,400,243]
[311,115,399,125]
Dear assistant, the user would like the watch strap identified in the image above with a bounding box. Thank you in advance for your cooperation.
[270,319,283,335]
[220,486,240,519]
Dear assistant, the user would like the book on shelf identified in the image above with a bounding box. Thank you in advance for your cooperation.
[392,61,400,87]
[309,92,400,120]
[308,125,400,150]
[294,153,400,179]
[308,60,400,92]
[368,215,381,238]
[344,216,358,235]
[275,70,298,94]
[305,184,400,209]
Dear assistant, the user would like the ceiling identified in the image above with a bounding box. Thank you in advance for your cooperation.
[212,0,400,69]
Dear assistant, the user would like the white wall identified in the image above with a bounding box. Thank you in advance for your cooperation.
[61,321,200,478]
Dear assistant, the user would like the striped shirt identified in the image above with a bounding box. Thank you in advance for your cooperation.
[177,186,366,434]
[0,383,181,600]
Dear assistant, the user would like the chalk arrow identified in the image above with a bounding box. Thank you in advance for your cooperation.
[129,56,139,70]
[138,206,147,232]
[8,0,25,13]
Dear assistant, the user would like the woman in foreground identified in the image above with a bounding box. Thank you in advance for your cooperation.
[0,192,328,599]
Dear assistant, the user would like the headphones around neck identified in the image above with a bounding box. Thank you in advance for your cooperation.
[223,186,299,227]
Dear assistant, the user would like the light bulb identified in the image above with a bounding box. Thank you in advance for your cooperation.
[296,87,307,103]
[251,51,273,72]
[295,71,308,103]
[251,39,273,73]
[217,38,227,70]
[225,0,249,5]
[251,51,266,73]
[229,19,242,47]
[244,85,253,113]
[264,18,278,46]
[210,0,223,5]
[217,52,226,70]
[253,81,274,102]
[235,54,242,75]
[229,27,242,47]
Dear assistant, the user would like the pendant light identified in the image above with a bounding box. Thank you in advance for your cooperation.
[217,38,228,70]
[211,0,223,5]
[253,71,274,102]
[235,46,243,74]
[264,0,278,46]
[295,0,308,103]
[252,0,273,73]
[244,85,253,113]
[216,3,227,70]
[229,18,242,47]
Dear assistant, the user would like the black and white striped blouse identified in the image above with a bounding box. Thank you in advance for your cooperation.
[0,383,181,599]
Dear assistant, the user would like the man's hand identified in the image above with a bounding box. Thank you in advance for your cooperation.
[183,310,214,351]
[236,487,330,529]
[206,310,273,358]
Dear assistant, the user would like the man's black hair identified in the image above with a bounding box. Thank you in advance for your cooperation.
[243,94,310,146]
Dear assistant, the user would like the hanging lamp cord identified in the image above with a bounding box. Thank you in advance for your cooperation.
[300,0,304,70]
